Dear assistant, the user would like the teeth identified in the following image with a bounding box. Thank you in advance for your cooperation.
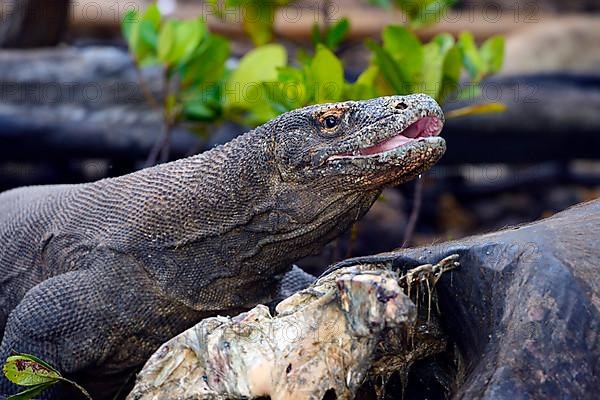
[328,116,443,161]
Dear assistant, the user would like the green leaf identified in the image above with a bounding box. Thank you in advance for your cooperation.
[458,31,485,81]
[138,4,162,51]
[139,20,159,49]
[242,0,276,46]
[410,0,453,29]
[325,18,350,50]
[355,65,379,91]
[141,3,161,28]
[391,0,419,16]
[480,35,505,74]
[311,23,322,48]
[271,66,308,109]
[381,25,424,90]
[157,20,175,63]
[175,19,206,63]
[445,102,507,119]
[421,41,445,100]
[262,82,293,114]
[345,65,379,100]
[382,25,422,62]
[121,9,139,43]
[3,355,61,386]
[181,80,223,122]
[420,33,458,102]
[296,48,312,69]
[277,66,305,85]
[225,44,287,112]
[308,44,344,103]
[356,65,379,87]
[433,32,455,54]
[183,100,217,121]
[439,45,461,103]
[121,6,160,64]
[7,354,59,374]
[369,0,392,8]
[123,5,161,65]
[206,0,289,45]
[7,383,55,400]
[158,19,205,65]
[366,39,406,94]
[180,34,230,87]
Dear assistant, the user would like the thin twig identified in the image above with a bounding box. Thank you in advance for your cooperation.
[133,57,174,167]
[146,119,173,167]
[402,177,423,248]
[57,377,92,400]
[146,66,174,167]
[134,62,162,112]
[346,222,359,258]
[159,121,174,163]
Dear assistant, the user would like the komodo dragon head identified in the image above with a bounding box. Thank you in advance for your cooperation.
[265,94,446,188]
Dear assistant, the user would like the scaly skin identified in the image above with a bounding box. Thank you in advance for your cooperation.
[0,95,445,399]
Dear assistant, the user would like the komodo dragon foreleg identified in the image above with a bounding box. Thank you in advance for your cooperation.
[0,256,206,399]
[0,258,316,399]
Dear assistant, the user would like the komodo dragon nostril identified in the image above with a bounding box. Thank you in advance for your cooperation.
[394,101,408,110]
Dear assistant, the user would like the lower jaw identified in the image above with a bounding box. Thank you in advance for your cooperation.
[329,137,446,164]
[327,138,447,187]
[332,116,445,159]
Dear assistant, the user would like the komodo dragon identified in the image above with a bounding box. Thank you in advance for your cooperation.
[0,95,445,399]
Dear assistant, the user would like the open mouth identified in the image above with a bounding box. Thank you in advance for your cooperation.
[328,116,443,160]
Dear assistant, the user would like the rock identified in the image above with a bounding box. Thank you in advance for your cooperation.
[0,46,206,163]
[502,16,600,75]
[331,198,600,398]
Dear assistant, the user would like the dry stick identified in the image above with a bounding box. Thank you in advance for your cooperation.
[402,177,423,248]
[134,61,173,167]
[346,223,359,258]
[399,108,498,246]
[159,120,175,163]
[400,108,500,242]
[146,120,172,167]
[399,106,504,240]
[145,67,173,167]
[134,64,162,112]
[401,104,505,242]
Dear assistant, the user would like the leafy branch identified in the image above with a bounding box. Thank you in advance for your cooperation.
[2,353,91,400]
[123,1,505,167]
[122,4,230,165]
[206,0,292,46]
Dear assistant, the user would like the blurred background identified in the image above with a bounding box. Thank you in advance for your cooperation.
[0,0,599,274]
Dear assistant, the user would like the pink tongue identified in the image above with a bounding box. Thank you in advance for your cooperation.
[359,116,442,156]
[360,135,412,155]
[403,116,443,138]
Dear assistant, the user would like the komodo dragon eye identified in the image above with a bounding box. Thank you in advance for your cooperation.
[323,115,339,129]
[316,109,346,136]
